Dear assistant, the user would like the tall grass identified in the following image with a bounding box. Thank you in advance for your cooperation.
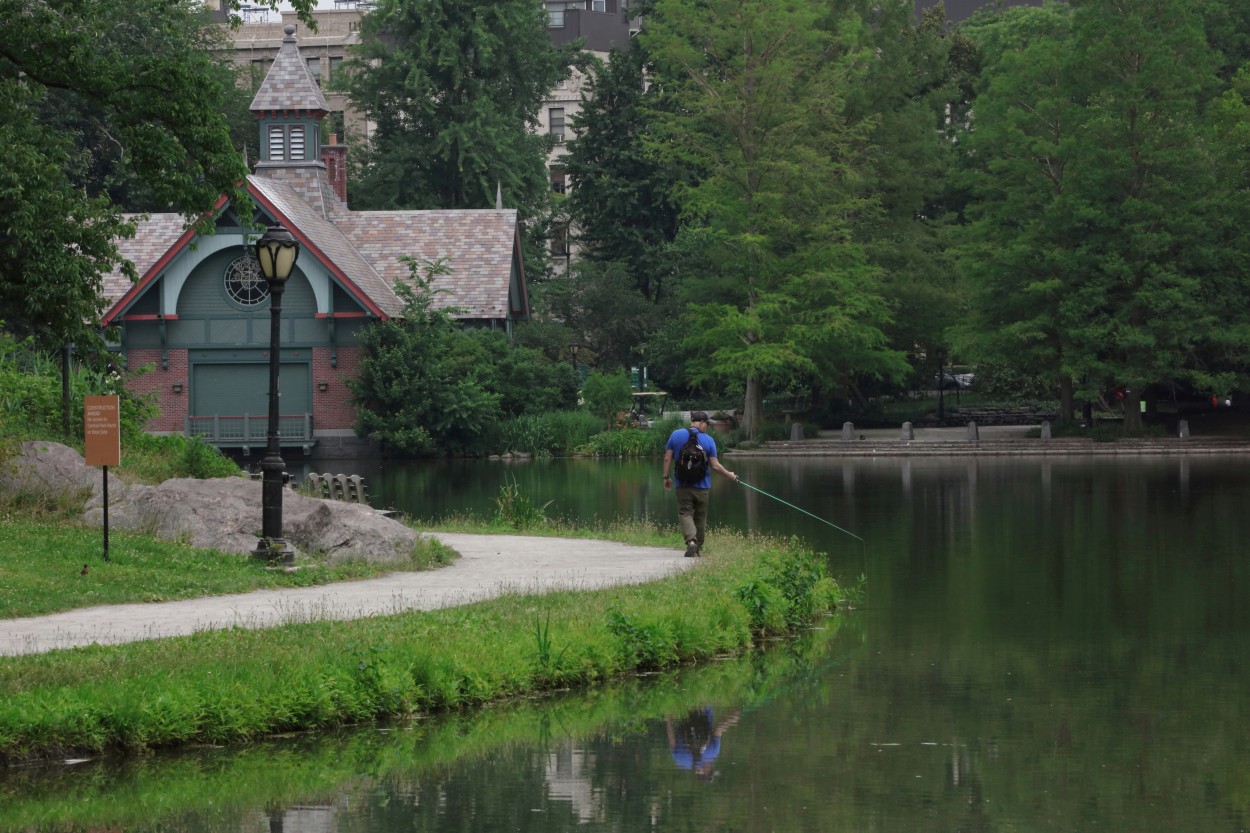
[0,335,154,447]
[492,476,553,529]
[495,410,602,456]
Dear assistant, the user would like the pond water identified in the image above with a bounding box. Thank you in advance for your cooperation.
[5,454,1250,832]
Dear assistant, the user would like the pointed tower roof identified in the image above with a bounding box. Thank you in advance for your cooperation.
[250,24,330,115]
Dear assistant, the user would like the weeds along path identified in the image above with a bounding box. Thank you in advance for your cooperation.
[0,533,693,657]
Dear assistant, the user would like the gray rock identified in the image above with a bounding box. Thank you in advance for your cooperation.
[0,441,107,503]
[4,442,416,564]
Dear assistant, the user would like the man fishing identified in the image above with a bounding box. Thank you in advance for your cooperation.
[662,411,738,557]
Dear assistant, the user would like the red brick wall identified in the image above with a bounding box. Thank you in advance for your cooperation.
[125,346,364,434]
[312,345,362,430]
[126,348,188,433]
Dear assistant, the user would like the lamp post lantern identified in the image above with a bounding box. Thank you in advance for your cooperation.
[252,224,300,562]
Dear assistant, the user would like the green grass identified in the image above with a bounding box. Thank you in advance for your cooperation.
[0,620,851,833]
[0,513,455,619]
[0,525,844,763]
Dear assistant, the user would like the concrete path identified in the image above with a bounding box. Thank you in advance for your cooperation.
[0,533,695,658]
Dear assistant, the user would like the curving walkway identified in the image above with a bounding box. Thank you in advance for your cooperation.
[0,533,695,657]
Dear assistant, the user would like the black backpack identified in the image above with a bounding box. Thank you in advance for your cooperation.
[675,428,709,484]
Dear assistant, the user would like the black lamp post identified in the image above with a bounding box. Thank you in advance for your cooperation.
[252,225,300,562]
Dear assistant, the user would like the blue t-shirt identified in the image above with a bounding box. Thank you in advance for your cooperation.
[671,707,722,770]
[666,427,717,489]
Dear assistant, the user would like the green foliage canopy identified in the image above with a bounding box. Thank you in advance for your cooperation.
[954,0,1250,425]
[0,0,309,355]
[349,260,577,455]
[563,42,684,303]
[580,370,634,429]
[346,0,578,278]
[639,0,908,435]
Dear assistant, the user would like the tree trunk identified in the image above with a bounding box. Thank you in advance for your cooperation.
[742,375,764,439]
[1058,376,1074,424]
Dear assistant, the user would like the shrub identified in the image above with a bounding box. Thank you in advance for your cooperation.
[493,477,552,530]
[575,428,657,457]
[581,370,633,429]
[0,336,154,448]
[123,434,242,482]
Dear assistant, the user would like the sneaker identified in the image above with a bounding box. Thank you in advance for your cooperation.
[685,540,700,558]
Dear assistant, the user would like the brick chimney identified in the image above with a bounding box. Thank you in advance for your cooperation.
[320,136,348,206]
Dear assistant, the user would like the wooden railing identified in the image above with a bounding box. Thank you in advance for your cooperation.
[185,414,314,451]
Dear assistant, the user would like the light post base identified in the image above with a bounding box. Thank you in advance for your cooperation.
[253,537,293,564]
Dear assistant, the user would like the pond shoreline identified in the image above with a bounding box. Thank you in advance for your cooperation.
[729,423,1250,456]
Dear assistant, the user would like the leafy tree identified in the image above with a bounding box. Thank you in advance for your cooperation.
[952,4,1082,418]
[836,1,967,399]
[350,260,502,455]
[0,0,310,356]
[954,0,1250,428]
[351,259,580,455]
[580,370,633,429]
[346,0,578,279]
[534,260,655,372]
[563,42,684,302]
[465,329,580,417]
[640,0,907,437]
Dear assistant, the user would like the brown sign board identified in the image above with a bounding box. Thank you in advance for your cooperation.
[84,395,121,467]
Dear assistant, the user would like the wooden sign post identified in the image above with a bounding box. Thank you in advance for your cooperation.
[84,396,121,562]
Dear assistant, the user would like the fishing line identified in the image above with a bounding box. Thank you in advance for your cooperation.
[735,478,864,542]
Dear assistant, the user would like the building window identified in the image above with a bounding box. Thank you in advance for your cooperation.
[329,56,345,86]
[289,126,306,159]
[548,7,564,26]
[307,57,321,85]
[591,0,605,10]
[224,255,270,307]
[550,170,566,194]
[268,125,286,161]
[549,108,565,143]
[268,125,307,161]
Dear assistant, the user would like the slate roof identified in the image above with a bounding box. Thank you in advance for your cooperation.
[101,213,190,307]
[101,184,525,324]
[338,209,522,319]
[249,176,403,317]
[250,24,329,115]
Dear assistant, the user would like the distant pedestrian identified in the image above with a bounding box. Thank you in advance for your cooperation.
[662,411,737,557]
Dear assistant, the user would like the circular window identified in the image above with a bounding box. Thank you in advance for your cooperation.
[224,255,270,307]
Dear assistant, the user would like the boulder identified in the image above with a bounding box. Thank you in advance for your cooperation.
[84,478,417,564]
[3,442,416,564]
[0,441,108,503]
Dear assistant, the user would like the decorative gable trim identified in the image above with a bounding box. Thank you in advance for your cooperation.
[246,182,389,321]
[102,195,230,326]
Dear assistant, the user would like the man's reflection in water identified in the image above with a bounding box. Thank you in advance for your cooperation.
[666,707,741,781]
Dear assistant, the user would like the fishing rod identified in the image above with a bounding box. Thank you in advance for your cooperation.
[735,478,864,542]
